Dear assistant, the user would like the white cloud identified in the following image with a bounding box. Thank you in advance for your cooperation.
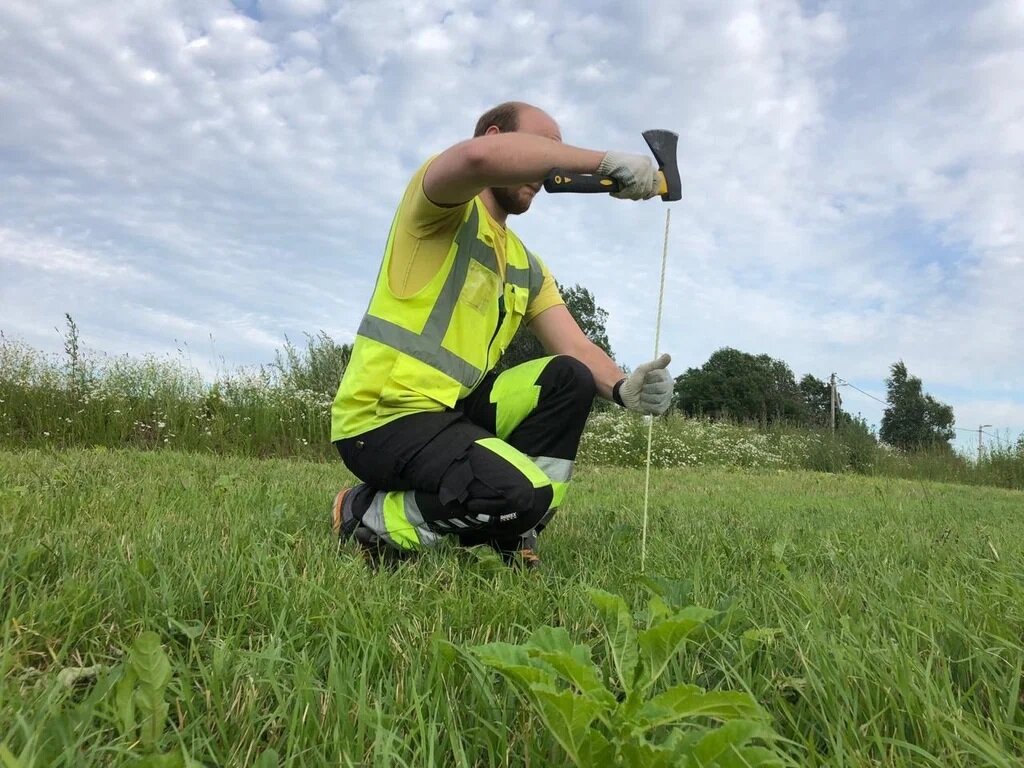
[0,228,145,281]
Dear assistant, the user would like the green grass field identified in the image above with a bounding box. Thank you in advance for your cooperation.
[2,448,1023,766]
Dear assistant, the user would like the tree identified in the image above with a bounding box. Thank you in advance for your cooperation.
[799,374,834,428]
[497,282,615,371]
[879,361,955,450]
[672,347,803,425]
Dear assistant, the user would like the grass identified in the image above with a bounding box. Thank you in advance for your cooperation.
[2,448,1023,766]
[6,327,1024,492]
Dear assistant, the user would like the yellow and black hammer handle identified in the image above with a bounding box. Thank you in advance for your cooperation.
[543,129,682,202]
[543,170,672,197]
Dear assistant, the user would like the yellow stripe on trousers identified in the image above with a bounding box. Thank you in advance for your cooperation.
[489,356,553,439]
[382,491,421,550]
[475,437,551,489]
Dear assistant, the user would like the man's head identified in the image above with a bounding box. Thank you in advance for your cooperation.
[475,101,561,217]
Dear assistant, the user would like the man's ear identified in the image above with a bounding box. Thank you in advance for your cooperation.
[484,125,501,136]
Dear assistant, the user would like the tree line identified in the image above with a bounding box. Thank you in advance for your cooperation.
[500,284,957,451]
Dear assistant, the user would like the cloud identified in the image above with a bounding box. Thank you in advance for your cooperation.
[0,228,145,281]
[0,0,1020,448]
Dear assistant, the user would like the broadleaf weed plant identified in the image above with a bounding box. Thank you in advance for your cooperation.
[0,631,201,767]
[464,582,788,767]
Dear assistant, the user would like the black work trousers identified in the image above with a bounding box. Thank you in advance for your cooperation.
[334,355,595,553]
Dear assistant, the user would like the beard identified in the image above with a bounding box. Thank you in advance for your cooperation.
[490,184,537,216]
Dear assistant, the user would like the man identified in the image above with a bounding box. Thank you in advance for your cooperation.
[330,101,673,568]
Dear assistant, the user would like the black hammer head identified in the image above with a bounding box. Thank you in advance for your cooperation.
[642,129,682,202]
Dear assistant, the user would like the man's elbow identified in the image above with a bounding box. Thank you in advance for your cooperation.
[426,140,490,204]
[460,137,496,182]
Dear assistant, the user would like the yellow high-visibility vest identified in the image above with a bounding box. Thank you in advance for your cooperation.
[331,199,545,440]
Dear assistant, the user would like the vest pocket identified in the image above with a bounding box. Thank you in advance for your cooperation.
[461,259,499,313]
[507,283,529,317]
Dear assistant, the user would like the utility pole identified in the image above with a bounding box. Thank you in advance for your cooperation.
[978,424,992,461]
[829,373,837,434]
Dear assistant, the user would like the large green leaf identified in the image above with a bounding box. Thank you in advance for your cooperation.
[114,665,137,737]
[129,632,172,749]
[527,626,591,666]
[639,685,763,728]
[470,641,531,667]
[637,606,717,689]
[530,650,616,709]
[525,626,612,705]
[615,738,678,768]
[578,729,616,768]
[469,642,557,693]
[130,632,172,692]
[528,685,605,766]
[588,589,638,694]
[645,594,673,627]
[692,720,773,765]
[136,696,170,749]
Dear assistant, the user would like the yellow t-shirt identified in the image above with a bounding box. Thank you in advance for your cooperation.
[387,159,563,323]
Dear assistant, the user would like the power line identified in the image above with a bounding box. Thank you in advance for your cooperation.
[836,378,889,407]
[836,376,997,435]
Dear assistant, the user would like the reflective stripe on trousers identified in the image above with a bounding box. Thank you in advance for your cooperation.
[360,490,443,551]
[359,452,574,550]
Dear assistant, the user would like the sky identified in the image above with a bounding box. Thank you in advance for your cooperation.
[1,0,1022,453]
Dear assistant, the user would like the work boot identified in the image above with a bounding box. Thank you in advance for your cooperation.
[497,544,542,570]
[330,488,360,542]
[331,487,407,567]
[353,525,408,568]
[518,548,543,570]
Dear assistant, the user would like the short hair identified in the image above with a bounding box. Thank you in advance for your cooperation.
[474,102,527,137]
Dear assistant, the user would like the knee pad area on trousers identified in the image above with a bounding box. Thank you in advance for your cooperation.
[495,484,552,536]
[437,451,553,536]
[466,474,552,537]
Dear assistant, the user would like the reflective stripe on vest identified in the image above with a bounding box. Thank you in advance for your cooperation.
[518,247,545,298]
[356,204,540,388]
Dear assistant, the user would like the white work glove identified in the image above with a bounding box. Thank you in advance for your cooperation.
[616,353,673,415]
[598,151,660,201]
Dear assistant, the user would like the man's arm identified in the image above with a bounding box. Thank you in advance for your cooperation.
[424,134,605,206]
[528,304,624,401]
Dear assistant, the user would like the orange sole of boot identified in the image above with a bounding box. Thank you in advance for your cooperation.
[519,548,542,570]
[330,488,351,540]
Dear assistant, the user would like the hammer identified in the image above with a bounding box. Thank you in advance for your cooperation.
[543,129,682,201]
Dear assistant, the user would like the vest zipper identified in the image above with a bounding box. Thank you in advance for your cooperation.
[477,292,506,388]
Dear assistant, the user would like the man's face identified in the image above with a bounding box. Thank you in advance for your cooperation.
[491,108,562,217]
